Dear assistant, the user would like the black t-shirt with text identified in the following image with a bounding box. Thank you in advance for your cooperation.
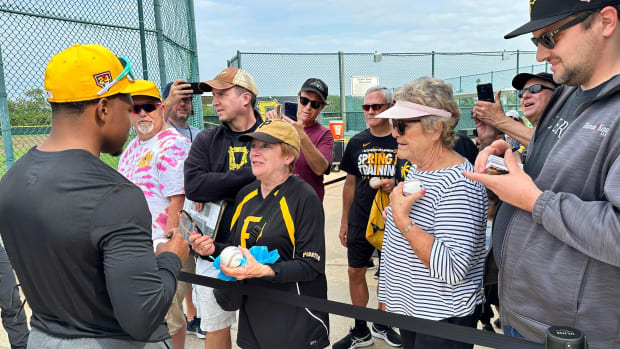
[340,129,398,228]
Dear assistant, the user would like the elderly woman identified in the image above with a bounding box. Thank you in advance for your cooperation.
[190,119,330,349]
[377,78,487,349]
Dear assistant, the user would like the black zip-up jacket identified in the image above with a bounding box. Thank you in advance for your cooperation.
[184,112,262,243]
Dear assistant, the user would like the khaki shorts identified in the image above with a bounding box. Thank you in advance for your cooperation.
[165,256,196,335]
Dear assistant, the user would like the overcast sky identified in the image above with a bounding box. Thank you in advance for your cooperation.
[193,0,537,81]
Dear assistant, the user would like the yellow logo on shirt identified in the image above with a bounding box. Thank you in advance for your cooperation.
[228,146,249,170]
[138,151,153,167]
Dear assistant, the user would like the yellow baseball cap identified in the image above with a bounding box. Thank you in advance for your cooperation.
[44,44,134,103]
[239,119,300,152]
[125,80,161,100]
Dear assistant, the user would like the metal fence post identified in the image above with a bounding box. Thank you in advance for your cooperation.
[515,50,520,109]
[0,45,15,170]
[338,51,346,130]
[237,51,242,69]
[431,51,435,77]
[137,0,149,80]
[153,0,167,87]
[186,0,203,129]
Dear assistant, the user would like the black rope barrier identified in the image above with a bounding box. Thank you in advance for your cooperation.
[324,175,346,186]
[179,272,544,349]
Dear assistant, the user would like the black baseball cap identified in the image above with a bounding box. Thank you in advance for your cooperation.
[299,78,328,103]
[505,0,620,39]
[512,72,559,90]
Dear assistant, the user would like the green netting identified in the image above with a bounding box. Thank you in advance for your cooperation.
[223,51,548,138]
[0,0,201,176]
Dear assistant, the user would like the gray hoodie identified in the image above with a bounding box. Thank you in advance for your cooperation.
[499,75,620,349]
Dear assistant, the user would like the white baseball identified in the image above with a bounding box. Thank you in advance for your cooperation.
[369,177,381,189]
[220,246,243,268]
[403,179,425,196]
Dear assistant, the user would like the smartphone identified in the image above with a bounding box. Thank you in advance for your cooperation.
[186,82,203,95]
[283,101,298,121]
[476,83,494,103]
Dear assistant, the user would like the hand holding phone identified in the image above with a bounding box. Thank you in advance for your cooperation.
[283,101,298,121]
[185,82,203,95]
[477,83,495,103]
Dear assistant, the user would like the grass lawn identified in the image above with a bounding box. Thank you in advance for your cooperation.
[1,134,127,177]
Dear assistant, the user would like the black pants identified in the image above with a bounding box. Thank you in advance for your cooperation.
[400,307,481,349]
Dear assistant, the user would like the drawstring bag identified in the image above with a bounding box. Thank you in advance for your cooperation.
[365,189,390,251]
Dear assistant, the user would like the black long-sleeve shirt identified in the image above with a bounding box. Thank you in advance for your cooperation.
[184,114,261,243]
[0,148,181,341]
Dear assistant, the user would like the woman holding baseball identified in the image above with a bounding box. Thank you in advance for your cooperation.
[190,119,329,349]
[376,78,487,349]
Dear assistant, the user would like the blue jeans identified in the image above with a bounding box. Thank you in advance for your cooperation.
[504,325,524,338]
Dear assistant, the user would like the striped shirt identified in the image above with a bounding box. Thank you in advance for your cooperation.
[378,161,487,321]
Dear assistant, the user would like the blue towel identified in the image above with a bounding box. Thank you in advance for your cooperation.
[213,246,280,281]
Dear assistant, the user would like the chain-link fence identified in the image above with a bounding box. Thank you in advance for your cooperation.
[0,0,201,177]
[226,51,549,137]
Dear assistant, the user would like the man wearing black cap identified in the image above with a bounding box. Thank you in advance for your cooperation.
[265,78,334,201]
[465,1,620,347]
[473,72,557,147]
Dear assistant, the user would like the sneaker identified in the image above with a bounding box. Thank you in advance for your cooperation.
[186,316,206,339]
[333,328,374,349]
[482,323,496,333]
[371,323,402,347]
[493,318,502,329]
[366,259,377,270]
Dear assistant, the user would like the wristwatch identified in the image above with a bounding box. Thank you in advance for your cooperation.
[401,219,415,237]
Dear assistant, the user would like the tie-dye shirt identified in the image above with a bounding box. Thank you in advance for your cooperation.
[118,128,191,240]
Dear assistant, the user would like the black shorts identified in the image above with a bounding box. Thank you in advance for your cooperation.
[346,224,376,268]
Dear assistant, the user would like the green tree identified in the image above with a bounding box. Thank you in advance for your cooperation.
[7,89,51,127]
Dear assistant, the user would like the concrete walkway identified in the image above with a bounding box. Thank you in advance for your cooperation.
[0,171,498,348]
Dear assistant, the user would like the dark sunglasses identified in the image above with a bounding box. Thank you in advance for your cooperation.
[392,119,421,135]
[518,84,555,98]
[531,12,593,49]
[132,103,160,114]
[362,103,388,111]
[299,96,324,109]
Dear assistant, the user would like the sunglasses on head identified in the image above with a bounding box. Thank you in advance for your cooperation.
[299,96,324,109]
[392,119,421,135]
[362,103,389,111]
[132,103,160,114]
[97,56,135,96]
[531,12,593,49]
[518,84,555,98]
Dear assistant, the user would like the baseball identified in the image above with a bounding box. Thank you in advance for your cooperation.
[403,179,425,196]
[369,177,381,189]
[220,246,243,268]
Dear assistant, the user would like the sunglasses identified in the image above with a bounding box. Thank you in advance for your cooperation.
[97,56,135,96]
[392,119,421,136]
[132,103,160,114]
[518,84,555,98]
[299,96,324,109]
[531,12,593,49]
[362,103,389,111]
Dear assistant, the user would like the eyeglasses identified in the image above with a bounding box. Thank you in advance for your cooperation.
[132,103,160,114]
[362,103,388,111]
[531,12,593,49]
[299,96,324,109]
[392,119,421,135]
[97,56,135,96]
[518,84,555,98]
